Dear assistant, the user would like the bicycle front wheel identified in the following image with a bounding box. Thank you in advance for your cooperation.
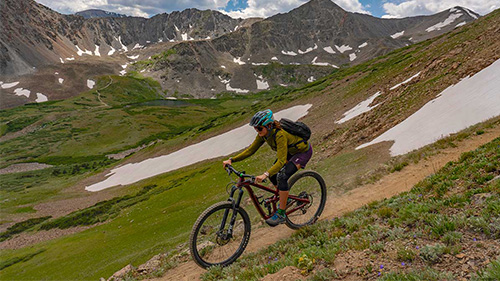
[285,170,327,229]
[190,201,251,269]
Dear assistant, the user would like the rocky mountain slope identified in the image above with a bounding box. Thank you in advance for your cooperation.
[0,0,480,107]
[0,0,242,76]
[75,9,129,19]
[133,0,480,97]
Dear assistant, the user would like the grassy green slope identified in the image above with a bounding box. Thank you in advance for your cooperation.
[201,138,500,280]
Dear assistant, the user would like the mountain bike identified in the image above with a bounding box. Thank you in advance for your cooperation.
[189,164,326,269]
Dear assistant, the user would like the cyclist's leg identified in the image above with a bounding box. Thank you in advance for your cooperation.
[269,174,277,187]
[277,162,299,210]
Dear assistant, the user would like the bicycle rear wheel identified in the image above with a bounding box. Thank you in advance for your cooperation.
[285,170,327,229]
[190,201,251,269]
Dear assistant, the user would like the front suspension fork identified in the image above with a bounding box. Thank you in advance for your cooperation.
[219,186,244,237]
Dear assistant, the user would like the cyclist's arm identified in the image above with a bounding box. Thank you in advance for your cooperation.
[231,135,264,162]
[267,133,288,176]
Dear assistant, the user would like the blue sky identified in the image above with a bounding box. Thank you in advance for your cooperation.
[36,0,497,19]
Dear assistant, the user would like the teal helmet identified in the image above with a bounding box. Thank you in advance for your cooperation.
[249,109,274,127]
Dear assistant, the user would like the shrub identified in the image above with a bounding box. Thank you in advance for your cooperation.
[441,231,463,245]
[419,243,446,264]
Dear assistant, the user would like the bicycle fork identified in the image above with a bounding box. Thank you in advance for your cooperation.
[218,186,244,239]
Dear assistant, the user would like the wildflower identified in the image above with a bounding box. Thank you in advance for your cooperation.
[473,238,477,242]
[274,258,278,261]
[418,194,422,197]
[380,264,384,269]
[378,272,381,276]
[416,246,419,249]
[413,234,417,238]
[401,262,405,266]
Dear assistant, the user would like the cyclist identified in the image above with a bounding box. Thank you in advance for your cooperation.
[223,109,312,226]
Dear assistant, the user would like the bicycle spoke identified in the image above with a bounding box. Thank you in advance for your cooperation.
[195,208,246,265]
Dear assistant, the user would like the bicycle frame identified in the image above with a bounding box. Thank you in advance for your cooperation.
[229,174,311,220]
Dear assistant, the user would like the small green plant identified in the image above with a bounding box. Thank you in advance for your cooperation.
[295,254,315,274]
[441,231,463,245]
[201,265,224,281]
[370,242,385,253]
[476,130,485,135]
[471,257,500,281]
[397,246,417,262]
[419,243,446,264]
[390,161,409,172]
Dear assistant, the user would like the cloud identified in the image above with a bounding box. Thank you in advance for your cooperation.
[36,0,231,17]
[36,0,370,19]
[224,0,370,18]
[382,0,498,18]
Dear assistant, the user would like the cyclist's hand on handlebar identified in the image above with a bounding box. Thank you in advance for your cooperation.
[222,159,232,169]
[255,174,267,183]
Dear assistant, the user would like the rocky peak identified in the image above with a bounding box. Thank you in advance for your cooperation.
[76,9,130,19]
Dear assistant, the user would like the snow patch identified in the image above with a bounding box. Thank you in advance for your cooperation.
[226,83,249,93]
[391,31,405,39]
[233,57,246,65]
[166,97,177,100]
[87,79,95,89]
[251,62,269,66]
[426,13,463,32]
[464,8,478,19]
[358,42,368,48]
[221,65,226,69]
[256,76,269,90]
[336,92,381,124]
[335,45,353,53]
[455,21,467,27]
[349,53,357,61]
[35,93,48,103]
[108,46,116,56]
[357,59,500,156]
[119,70,127,76]
[14,88,31,98]
[1,82,19,89]
[59,57,65,63]
[66,57,75,61]
[132,43,144,50]
[77,46,92,56]
[298,44,317,54]
[94,45,100,56]
[234,25,239,31]
[118,36,128,51]
[311,57,338,68]
[174,25,180,32]
[281,50,298,56]
[307,76,315,82]
[323,46,336,54]
[127,55,140,60]
[58,78,64,84]
[158,38,163,43]
[390,72,421,90]
[85,104,313,191]
[271,56,278,61]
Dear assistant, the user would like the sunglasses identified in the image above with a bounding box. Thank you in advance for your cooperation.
[254,126,265,132]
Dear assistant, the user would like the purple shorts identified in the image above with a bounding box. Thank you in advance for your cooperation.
[288,144,313,168]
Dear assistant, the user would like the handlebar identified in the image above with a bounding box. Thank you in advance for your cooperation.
[225,164,267,183]
[225,164,251,178]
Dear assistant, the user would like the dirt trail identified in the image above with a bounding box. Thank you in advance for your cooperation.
[154,126,500,281]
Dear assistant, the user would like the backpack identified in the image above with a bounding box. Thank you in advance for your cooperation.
[279,118,311,143]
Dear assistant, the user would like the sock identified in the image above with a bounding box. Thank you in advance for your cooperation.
[277,208,286,216]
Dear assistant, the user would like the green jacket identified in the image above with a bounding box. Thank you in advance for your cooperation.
[231,128,309,176]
